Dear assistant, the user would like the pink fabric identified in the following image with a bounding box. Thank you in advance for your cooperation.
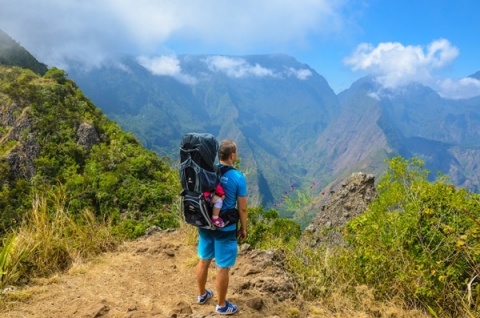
[215,184,225,196]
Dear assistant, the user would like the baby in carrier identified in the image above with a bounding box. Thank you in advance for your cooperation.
[203,184,225,228]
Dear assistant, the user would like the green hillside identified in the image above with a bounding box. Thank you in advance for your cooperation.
[0,29,48,75]
[0,65,179,236]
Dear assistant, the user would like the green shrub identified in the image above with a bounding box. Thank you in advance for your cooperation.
[112,211,179,240]
[335,157,480,317]
[245,206,301,249]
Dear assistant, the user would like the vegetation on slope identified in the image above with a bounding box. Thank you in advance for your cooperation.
[0,66,180,238]
[263,157,479,318]
[0,64,180,291]
[339,157,480,316]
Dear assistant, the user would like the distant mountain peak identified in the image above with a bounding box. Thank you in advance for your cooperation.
[469,71,480,80]
[344,76,442,102]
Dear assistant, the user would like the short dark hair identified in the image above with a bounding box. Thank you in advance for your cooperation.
[218,140,237,161]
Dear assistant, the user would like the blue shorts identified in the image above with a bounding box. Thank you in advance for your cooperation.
[198,228,238,268]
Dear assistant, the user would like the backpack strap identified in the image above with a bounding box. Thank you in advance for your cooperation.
[219,164,235,175]
[217,165,240,226]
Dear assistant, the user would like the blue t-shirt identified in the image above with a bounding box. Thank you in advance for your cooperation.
[218,165,247,231]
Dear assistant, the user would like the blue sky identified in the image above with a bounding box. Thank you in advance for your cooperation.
[1,0,479,99]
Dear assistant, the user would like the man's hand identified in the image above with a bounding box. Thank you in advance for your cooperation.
[237,196,247,240]
[237,227,247,240]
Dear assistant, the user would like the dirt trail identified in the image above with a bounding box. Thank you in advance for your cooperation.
[1,228,430,318]
[1,228,309,318]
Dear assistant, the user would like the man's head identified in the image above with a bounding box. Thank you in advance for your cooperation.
[218,140,237,163]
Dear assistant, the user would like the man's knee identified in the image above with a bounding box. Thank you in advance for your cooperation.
[216,266,230,275]
[198,259,212,269]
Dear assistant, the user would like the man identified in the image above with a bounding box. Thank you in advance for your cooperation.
[195,139,248,315]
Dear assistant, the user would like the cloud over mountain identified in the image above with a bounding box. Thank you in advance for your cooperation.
[344,39,480,99]
[1,1,478,99]
[136,55,313,82]
[0,0,346,70]
[137,55,197,85]
[206,56,277,78]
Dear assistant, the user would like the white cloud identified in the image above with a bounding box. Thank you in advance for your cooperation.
[436,77,480,100]
[367,91,381,101]
[343,39,480,99]
[137,55,197,85]
[114,62,132,74]
[287,67,312,80]
[344,39,459,88]
[0,0,348,69]
[138,55,181,76]
[205,56,276,78]
[204,56,314,80]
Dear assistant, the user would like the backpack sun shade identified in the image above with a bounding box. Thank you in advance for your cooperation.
[179,133,238,229]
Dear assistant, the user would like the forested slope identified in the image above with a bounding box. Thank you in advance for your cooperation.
[0,65,179,236]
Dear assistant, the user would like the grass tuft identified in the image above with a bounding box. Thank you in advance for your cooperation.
[0,194,118,290]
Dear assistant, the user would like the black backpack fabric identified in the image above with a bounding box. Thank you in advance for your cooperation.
[180,132,219,193]
[179,133,239,229]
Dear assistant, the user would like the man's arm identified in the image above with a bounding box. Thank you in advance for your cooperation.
[237,196,247,240]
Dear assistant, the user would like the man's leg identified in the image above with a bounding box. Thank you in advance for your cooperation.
[215,267,230,306]
[196,258,212,296]
[213,229,237,307]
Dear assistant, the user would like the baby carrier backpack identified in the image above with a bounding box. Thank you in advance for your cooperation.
[179,133,220,229]
[179,133,238,229]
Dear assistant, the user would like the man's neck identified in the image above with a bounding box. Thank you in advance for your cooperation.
[219,160,233,166]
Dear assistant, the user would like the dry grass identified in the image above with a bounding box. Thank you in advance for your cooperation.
[300,286,430,318]
[178,222,199,246]
[0,194,118,291]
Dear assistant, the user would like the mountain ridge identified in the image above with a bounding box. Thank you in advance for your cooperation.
[68,54,341,207]
[67,54,480,207]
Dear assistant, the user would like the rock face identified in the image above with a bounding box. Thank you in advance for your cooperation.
[234,247,297,303]
[302,172,376,248]
[76,122,100,151]
[0,98,99,181]
[0,102,39,181]
[7,133,40,180]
